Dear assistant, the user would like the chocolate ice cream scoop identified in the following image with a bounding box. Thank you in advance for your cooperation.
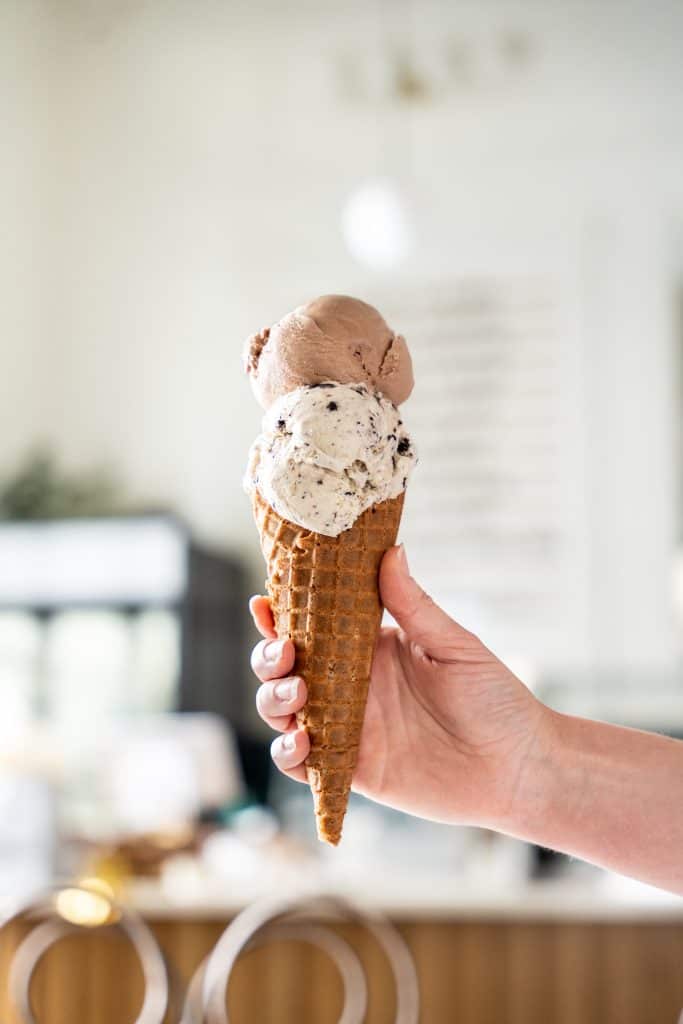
[243,295,414,409]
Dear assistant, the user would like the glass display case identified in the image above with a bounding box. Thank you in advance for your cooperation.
[0,514,248,729]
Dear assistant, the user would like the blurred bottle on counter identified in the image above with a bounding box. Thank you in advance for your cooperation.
[0,612,41,739]
[129,609,180,713]
[0,613,55,912]
[0,773,55,915]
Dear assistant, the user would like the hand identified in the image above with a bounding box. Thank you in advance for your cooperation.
[249,545,549,829]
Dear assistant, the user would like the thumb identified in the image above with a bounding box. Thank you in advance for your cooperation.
[379,545,482,661]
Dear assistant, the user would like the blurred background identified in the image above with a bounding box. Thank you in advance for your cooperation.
[1,0,682,1021]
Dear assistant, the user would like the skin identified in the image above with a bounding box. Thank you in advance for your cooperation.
[250,545,683,895]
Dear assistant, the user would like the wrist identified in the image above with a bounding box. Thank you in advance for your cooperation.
[494,704,571,836]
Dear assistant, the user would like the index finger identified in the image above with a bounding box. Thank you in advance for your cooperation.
[249,595,277,639]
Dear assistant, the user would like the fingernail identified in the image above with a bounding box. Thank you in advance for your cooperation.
[396,543,409,574]
[280,733,296,753]
[274,680,297,702]
[263,639,284,663]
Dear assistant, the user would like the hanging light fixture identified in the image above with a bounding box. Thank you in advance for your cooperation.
[340,0,421,271]
[341,177,411,271]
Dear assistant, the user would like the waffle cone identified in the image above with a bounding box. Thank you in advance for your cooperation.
[252,489,405,845]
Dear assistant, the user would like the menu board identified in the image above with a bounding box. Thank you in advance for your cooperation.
[383,278,588,676]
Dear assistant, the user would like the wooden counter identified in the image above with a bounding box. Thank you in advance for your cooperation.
[2,900,683,1023]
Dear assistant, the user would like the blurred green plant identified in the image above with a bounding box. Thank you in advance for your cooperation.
[0,450,124,520]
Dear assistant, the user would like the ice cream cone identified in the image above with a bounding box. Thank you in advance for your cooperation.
[252,488,405,845]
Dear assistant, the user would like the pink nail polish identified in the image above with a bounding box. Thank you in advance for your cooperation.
[274,680,297,702]
[263,639,283,663]
[280,733,295,753]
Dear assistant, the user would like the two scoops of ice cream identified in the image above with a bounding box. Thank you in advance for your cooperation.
[244,295,416,844]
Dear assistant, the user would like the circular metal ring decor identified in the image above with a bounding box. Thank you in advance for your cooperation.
[2,884,169,1024]
[182,893,419,1024]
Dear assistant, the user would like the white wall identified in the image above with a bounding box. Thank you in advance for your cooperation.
[3,0,683,673]
[0,2,56,471]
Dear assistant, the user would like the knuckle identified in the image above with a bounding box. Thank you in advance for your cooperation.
[418,589,437,613]
[406,586,436,620]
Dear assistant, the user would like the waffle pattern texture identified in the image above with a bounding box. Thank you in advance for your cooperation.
[252,488,405,844]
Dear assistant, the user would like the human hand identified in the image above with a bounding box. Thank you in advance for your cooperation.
[249,545,549,830]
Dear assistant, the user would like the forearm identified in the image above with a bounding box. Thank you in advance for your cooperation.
[504,709,683,894]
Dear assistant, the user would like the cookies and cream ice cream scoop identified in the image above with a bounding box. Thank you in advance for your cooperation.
[245,382,415,537]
